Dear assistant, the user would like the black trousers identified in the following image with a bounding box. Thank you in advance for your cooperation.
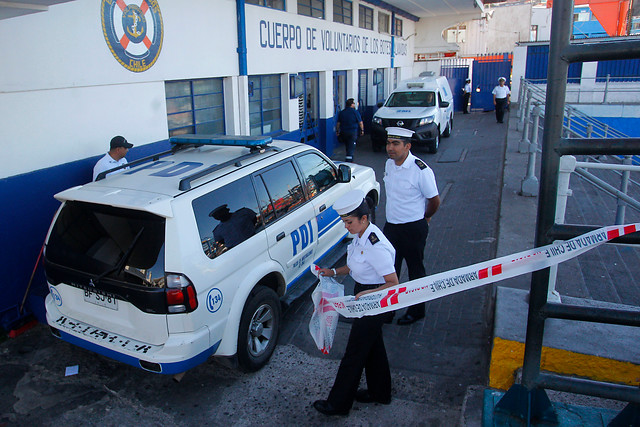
[383,219,429,318]
[327,283,391,410]
[463,92,471,113]
[495,97,508,123]
[341,131,357,161]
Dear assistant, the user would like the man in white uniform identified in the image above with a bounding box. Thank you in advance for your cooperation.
[383,127,440,325]
[93,135,133,181]
[492,77,511,123]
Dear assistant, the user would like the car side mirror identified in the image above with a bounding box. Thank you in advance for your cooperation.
[440,101,449,108]
[377,102,383,108]
[337,164,352,182]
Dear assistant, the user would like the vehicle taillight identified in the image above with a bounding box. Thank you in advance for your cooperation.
[165,274,198,314]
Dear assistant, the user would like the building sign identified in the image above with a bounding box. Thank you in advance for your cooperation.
[101,0,164,72]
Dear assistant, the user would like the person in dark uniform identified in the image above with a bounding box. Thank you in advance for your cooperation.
[492,77,511,123]
[336,98,364,162]
[462,78,471,114]
[210,204,257,250]
[313,190,399,416]
[383,127,440,326]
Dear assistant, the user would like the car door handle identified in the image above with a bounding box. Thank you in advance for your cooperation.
[276,232,286,241]
[319,204,326,212]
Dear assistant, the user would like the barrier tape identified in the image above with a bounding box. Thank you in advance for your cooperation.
[325,223,640,318]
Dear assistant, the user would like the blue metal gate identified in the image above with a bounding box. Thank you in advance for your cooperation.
[441,59,470,113]
[472,53,512,111]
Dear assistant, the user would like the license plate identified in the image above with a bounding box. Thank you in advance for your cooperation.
[83,288,118,310]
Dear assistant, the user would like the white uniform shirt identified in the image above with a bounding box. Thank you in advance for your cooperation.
[492,85,511,99]
[93,153,128,181]
[384,152,439,224]
[347,223,396,285]
[464,83,471,94]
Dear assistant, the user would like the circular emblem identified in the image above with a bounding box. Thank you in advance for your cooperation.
[49,286,62,307]
[206,288,223,313]
[396,120,404,127]
[101,0,164,73]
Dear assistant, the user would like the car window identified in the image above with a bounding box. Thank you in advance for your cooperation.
[192,175,263,259]
[254,175,277,226]
[256,161,306,219]
[387,91,435,108]
[296,152,337,198]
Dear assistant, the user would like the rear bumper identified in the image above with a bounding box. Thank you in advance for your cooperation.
[45,295,219,375]
[371,122,438,147]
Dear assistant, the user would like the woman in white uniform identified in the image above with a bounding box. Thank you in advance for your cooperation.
[313,190,399,416]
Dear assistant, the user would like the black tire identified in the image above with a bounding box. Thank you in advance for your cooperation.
[237,286,281,372]
[443,116,452,138]
[429,131,440,154]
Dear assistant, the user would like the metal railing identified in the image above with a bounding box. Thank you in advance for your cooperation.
[494,1,640,423]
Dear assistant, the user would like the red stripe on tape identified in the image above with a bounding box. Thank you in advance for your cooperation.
[607,229,620,240]
[624,225,637,235]
[390,287,406,305]
[380,289,395,308]
[479,268,488,279]
[492,264,502,275]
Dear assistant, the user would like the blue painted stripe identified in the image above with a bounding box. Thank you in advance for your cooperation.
[317,206,340,238]
[57,330,220,375]
[285,231,349,289]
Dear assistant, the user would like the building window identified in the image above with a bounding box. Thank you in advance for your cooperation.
[298,0,324,18]
[393,18,403,37]
[359,5,373,30]
[333,0,352,25]
[248,74,282,136]
[378,12,390,34]
[246,0,285,10]
[165,78,224,137]
[530,25,538,41]
[445,25,466,43]
[376,68,385,103]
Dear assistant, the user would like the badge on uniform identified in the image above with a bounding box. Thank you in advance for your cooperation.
[368,232,380,245]
[415,159,427,170]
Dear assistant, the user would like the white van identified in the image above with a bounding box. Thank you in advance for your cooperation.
[371,74,454,153]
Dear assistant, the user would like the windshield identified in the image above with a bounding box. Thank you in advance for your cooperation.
[45,201,166,287]
[386,91,435,108]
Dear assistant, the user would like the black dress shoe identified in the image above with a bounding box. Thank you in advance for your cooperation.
[397,314,424,325]
[355,389,391,404]
[313,400,349,416]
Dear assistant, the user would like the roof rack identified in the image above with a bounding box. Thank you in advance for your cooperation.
[95,142,193,182]
[170,134,272,148]
[178,145,280,191]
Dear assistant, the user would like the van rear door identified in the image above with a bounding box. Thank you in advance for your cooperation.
[44,201,169,345]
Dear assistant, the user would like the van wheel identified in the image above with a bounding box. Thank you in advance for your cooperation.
[443,116,452,138]
[429,132,440,154]
[237,286,281,372]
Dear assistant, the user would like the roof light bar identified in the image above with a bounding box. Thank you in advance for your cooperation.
[170,134,272,148]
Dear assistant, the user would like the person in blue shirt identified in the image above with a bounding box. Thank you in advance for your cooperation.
[336,98,364,162]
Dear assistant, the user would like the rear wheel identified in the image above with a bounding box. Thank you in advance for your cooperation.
[237,286,281,372]
[443,116,452,137]
[429,131,440,154]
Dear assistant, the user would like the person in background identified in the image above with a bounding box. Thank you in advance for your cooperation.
[462,78,472,114]
[336,98,364,162]
[492,77,511,123]
[383,127,440,326]
[313,190,398,416]
[93,135,133,181]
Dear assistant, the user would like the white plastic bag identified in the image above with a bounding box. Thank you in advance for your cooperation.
[309,268,344,354]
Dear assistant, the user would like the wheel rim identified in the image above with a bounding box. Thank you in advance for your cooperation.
[247,303,274,357]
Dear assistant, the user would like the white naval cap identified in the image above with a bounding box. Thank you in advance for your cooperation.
[334,189,365,216]
[385,127,415,140]
[498,76,506,82]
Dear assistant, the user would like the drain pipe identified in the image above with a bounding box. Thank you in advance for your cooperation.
[236,0,248,76]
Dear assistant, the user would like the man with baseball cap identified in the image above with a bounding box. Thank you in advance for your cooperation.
[92,135,133,181]
[383,127,440,325]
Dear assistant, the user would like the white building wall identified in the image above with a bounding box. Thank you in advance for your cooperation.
[531,6,553,42]
[0,0,416,179]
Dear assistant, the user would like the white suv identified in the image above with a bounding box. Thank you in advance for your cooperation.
[44,135,379,375]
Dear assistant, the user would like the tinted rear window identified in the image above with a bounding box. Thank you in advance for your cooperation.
[45,201,166,287]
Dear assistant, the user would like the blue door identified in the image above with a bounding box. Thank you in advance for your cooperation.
[472,54,512,111]
[299,72,320,148]
[441,63,470,113]
[333,71,347,150]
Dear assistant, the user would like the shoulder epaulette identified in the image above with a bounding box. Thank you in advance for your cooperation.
[415,159,427,170]
[368,232,380,245]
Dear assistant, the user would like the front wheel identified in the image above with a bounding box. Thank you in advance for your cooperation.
[237,286,281,372]
[442,116,452,137]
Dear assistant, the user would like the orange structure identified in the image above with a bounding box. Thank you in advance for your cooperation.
[547,0,631,36]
